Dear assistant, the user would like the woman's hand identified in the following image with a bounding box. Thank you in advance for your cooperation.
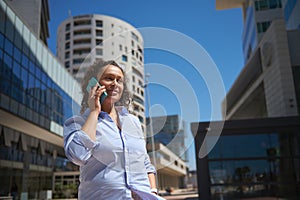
[82,85,106,141]
[87,85,106,114]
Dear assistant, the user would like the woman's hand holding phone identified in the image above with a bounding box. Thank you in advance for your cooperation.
[82,78,106,141]
[86,77,107,114]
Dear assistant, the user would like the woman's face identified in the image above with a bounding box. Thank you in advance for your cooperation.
[98,65,124,104]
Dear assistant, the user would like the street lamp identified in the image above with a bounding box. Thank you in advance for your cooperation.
[144,73,157,170]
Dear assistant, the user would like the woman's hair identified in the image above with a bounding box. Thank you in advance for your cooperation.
[80,59,131,114]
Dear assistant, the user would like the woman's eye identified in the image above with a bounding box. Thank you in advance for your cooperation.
[105,77,113,81]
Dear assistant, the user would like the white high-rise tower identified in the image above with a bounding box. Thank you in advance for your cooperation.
[57,14,146,131]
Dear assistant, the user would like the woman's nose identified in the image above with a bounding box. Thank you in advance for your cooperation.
[111,78,117,85]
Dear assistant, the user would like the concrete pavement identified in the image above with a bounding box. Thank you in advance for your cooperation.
[160,190,199,200]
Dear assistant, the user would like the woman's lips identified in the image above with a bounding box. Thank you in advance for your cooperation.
[107,89,119,95]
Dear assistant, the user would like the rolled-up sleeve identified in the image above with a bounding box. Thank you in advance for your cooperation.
[128,114,157,174]
[144,153,156,174]
[64,116,96,166]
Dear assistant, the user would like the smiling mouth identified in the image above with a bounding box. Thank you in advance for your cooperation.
[107,89,119,95]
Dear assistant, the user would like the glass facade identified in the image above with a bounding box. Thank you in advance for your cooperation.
[242,0,284,62]
[242,5,257,62]
[0,125,77,198]
[0,1,80,130]
[193,117,300,199]
[284,0,297,22]
[284,0,300,29]
[255,0,282,11]
[0,1,81,199]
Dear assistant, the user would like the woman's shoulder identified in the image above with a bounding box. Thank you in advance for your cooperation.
[64,110,89,126]
[64,115,85,126]
[116,106,142,126]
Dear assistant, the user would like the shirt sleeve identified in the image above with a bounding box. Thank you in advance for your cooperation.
[129,114,157,174]
[63,115,96,166]
[144,153,156,174]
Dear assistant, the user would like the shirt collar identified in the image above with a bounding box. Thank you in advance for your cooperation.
[115,106,129,116]
[82,106,129,120]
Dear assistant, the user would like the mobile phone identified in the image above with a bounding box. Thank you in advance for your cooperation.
[86,77,107,104]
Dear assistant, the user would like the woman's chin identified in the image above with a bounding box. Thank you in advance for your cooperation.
[103,96,120,105]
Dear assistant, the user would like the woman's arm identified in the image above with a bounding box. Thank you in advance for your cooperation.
[64,116,96,166]
[81,85,105,141]
[148,173,158,194]
[81,110,99,141]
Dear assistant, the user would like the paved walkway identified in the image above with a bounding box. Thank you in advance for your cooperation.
[160,190,199,200]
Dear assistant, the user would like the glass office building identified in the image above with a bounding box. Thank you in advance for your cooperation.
[0,1,81,199]
[192,116,300,199]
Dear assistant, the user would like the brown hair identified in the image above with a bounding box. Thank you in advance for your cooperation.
[80,59,131,114]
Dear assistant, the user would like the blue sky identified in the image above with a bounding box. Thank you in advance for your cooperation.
[47,0,244,170]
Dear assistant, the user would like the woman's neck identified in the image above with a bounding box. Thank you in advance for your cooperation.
[102,102,114,114]
[104,105,121,130]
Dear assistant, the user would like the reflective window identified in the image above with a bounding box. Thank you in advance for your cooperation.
[0,33,4,48]
[209,133,278,159]
[4,38,13,56]
[12,60,21,83]
[21,54,29,69]
[29,60,35,74]
[13,46,21,63]
[5,7,14,41]
[0,7,80,129]
[14,17,23,49]
[255,0,282,11]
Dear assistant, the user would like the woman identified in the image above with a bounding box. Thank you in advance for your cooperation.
[64,60,164,199]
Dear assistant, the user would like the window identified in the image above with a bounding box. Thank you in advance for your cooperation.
[96,39,103,46]
[96,20,103,27]
[133,94,144,105]
[138,116,144,123]
[74,20,91,26]
[65,42,70,50]
[73,39,90,45]
[96,30,103,37]
[65,33,70,40]
[96,48,102,55]
[257,21,271,33]
[65,23,70,31]
[132,67,143,78]
[4,38,13,56]
[73,58,84,65]
[255,0,282,11]
[65,52,70,59]
[131,32,139,42]
[73,48,90,55]
[137,45,143,54]
[74,29,91,36]
[122,55,127,62]
[65,61,70,68]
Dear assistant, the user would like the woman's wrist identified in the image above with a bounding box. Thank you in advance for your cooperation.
[90,110,100,117]
[150,188,158,195]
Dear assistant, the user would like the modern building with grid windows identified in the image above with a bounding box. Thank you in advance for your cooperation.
[0,1,81,199]
[191,1,300,199]
[146,115,188,191]
[217,0,300,120]
[56,14,146,132]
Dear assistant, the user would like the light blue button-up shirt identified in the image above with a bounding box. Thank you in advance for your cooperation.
[64,106,164,200]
